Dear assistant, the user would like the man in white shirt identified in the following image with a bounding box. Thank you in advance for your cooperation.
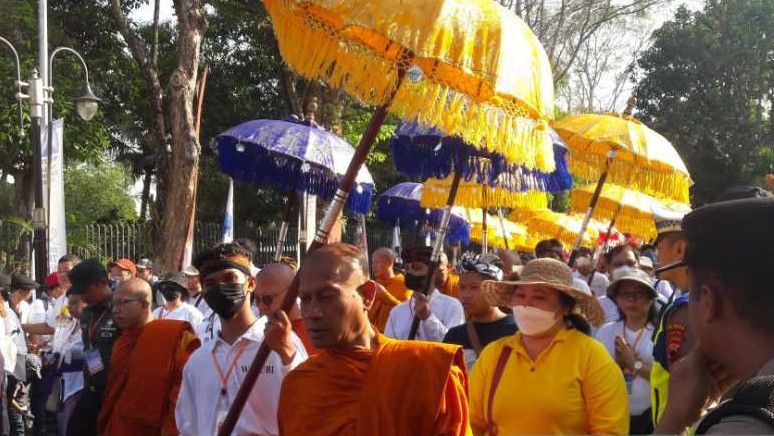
[571,247,610,299]
[152,272,204,330]
[183,265,210,316]
[385,246,464,342]
[176,242,307,435]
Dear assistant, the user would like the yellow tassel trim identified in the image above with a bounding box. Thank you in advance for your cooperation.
[263,0,556,172]
[420,179,550,209]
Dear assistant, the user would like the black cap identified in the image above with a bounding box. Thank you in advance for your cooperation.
[68,259,108,295]
[11,274,39,291]
[659,198,774,273]
[0,273,10,291]
[156,272,189,296]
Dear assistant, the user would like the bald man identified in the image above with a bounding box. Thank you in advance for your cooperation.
[98,278,200,435]
[255,263,318,355]
[436,251,461,299]
[278,243,470,435]
[371,247,410,301]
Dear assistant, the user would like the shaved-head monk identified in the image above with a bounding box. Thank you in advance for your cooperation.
[255,262,318,355]
[371,247,410,301]
[98,278,200,435]
[278,243,471,435]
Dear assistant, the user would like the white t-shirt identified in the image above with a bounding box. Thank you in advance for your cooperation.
[196,306,262,345]
[175,317,308,435]
[153,303,204,330]
[595,320,655,415]
[57,320,85,402]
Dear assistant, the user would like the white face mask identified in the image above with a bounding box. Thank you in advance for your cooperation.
[513,305,559,336]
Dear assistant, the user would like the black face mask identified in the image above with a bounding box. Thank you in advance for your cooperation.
[203,282,246,320]
[404,273,427,291]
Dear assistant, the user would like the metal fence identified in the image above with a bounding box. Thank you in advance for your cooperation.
[62,219,429,266]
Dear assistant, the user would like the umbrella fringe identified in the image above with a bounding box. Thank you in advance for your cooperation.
[420,182,550,210]
[569,153,691,204]
[217,138,374,214]
[264,0,556,173]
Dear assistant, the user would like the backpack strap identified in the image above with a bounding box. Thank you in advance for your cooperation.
[487,346,512,436]
[696,375,774,434]
[466,321,483,356]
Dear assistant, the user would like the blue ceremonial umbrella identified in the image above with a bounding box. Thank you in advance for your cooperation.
[376,182,471,244]
[389,121,572,193]
[216,117,376,214]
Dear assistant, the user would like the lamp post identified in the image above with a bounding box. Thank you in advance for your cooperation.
[1,11,100,282]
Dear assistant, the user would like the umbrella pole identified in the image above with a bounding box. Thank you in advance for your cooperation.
[274,196,294,262]
[497,208,511,251]
[568,150,617,266]
[481,188,488,254]
[217,56,410,436]
[408,169,463,340]
[598,203,623,258]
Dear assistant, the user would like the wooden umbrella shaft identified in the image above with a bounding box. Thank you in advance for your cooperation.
[274,197,295,262]
[497,208,510,251]
[216,59,409,436]
[408,170,462,340]
[568,150,617,267]
[481,188,488,254]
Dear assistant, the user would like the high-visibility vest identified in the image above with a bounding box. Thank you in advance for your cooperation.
[650,294,689,426]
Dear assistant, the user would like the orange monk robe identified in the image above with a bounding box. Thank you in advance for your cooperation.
[278,332,471,435]
[291,318,319,356]
[98,320,200,436]
[367,288,402,333]
[440,271,461,299]
[377,274,411,302]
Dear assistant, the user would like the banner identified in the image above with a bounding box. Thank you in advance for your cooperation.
[222,178,234,243]
[41,119,67,273]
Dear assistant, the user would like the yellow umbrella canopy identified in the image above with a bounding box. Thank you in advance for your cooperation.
[571,183,691,240]
[420,176,550,209]
[455,207,529,250]
[552,113,691,203]
[510,209,617,249]
[263,0,556,171]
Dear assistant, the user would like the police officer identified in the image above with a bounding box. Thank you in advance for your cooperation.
[64,260,120,436]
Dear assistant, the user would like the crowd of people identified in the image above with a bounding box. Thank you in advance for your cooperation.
[0,188,770,435]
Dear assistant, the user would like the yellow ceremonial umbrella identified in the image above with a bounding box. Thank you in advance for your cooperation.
[551,102,690,263]
[455,207,530,251]
[510,209,620,249]
[571,183,691,240]
[224,0,558,418]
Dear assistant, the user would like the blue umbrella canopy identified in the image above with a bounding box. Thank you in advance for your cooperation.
[216,118,376,214]
[376,182,471,244]
[390,121,572,193]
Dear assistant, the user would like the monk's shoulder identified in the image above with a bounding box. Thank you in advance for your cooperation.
[379,337,462,369]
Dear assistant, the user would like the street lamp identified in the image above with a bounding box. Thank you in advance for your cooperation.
[1,39,100,282]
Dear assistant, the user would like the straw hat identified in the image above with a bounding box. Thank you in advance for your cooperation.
[482,258,605,326]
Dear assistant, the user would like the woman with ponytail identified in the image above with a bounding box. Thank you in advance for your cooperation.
[468,258,629,435]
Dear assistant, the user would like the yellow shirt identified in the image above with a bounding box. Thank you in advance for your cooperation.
[469,328,629,435]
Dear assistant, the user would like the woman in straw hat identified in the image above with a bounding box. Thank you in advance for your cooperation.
[595,267,659,435]
[468,258,629,435]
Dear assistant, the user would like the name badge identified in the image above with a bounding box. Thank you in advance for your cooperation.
[86,349,105,375]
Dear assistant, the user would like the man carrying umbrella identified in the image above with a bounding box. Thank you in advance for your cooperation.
[384,246,464,342]
[278,243,470,435]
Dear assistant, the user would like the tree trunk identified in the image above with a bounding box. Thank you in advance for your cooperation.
[139,168,153,221]
[155,0,206,273]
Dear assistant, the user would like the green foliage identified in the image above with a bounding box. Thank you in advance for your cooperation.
[64,161,137,229]
[634,1,774,205]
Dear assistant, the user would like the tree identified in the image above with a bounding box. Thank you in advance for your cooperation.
[107,0,206,272]
[634,2,774,204]
[496,0,669,85]
[64,162,137,228]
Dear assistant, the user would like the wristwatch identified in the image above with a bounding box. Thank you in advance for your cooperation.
[633,360,643,371]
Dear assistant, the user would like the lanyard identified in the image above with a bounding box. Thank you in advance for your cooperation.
[211,341,249,397]
[88,311,107,347]
[621,322,647,358]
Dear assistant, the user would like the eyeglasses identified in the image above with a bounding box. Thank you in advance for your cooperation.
[612,260,638,269]
[112,297,145,307]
